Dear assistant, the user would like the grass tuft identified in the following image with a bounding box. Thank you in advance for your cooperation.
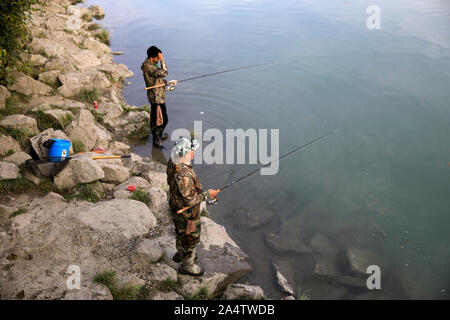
[72,139,86,154]
[75,88,99,104]
[130,188,151,207]
[93,270,145,300]
[94,29,110,46]
[127,125,151,144]
[9,208,28,218]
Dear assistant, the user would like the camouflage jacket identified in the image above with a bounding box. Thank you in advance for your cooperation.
[167,159,210,218]
[142,58,168,104]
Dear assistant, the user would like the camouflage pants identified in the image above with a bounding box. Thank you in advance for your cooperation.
[172,210,201,266]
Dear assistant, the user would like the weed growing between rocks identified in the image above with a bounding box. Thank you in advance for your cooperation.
[130,188,151,207]
[95,29,110,46]
[61,183,102,203]
[0,178,54,194]
[72,139,86,153]
[0,127,33,149]
[9,208,28,218]
[93,270,146,300]
[75,87,99,104]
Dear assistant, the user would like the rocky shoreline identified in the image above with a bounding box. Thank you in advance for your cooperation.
[0,0,266,300]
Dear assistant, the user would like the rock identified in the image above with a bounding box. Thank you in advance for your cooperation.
[0,134,21,157]
[38,70,61,86]
[76,199,157,239]
[150,263,177,282]
[117,274,145,290]
[7,71,52,96]
[2,152,32,165]
[180,217,252,295]
[133,237,164,264]
[125,110,150,123]
[58,70,110,97]
[44,109,73,126]
[113,189,131,200]
[83,38,110,57]
[0,85,11,109]
[346,247,383,274]
[108,141,130,155]
[313,259,339,277]
[112,51,124,56]
[89,5,105,19]
[265,232,312,254]
[0,114,40,135]
[98,163,130,183]
[330,275,368,290]
[54,157,104,189]
[151,291,184,300]
[24,170,40,185]
[30,38,66,58]
[93,124,112,149]
[274,268,295,296]
[64,109,99,150]
[113,176,151,191]
[29,54,48,66]
[143,171,167,188]
[147,187,170,219]
[97,63,134,82]
[44,58,76,74]
[310,233,338,261]
[0,162,22,180]
[68,50,102,70]
[281,295,296,300]
[63,283,113,300]
[223,284,264,300]
[29,128,73,159]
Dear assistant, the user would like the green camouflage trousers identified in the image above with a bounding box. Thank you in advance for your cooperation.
[171,209,201,266]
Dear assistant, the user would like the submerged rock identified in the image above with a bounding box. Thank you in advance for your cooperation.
[346,247,383,274]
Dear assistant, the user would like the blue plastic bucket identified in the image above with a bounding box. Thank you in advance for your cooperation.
[48,139,71,162]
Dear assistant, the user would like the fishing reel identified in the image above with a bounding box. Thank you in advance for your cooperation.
[166,86,176,92]
[206,198,218,205]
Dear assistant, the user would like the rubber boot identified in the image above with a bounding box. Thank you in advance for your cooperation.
[178,247,204,276]
[152,127,163,148]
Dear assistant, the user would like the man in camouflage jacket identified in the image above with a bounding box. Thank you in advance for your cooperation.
[142,46,176,148]
[167,137,220,276]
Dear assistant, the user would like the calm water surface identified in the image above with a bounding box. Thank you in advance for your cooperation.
[84,0,450,299]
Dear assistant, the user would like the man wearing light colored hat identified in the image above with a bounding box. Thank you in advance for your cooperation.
[167,137,220,276]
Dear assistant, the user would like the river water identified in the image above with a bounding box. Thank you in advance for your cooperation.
[84,0,450,299]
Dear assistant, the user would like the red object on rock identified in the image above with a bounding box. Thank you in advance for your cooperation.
[93,101,98,109]
[127,185,136,192]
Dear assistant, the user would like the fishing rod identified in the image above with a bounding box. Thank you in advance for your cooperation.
[177,129,340,214]
[145,62,273,91]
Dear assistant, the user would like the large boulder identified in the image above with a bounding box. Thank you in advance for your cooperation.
[30,38,66,58]
[346,247,383,275]
[0,85,11,109]
[223,284,265,300]
[98,163,130,183]
[114,176,151,191]
[133,237,164,264]
[2,152,32,165]
[179,217,252,295]
[0,134,21,157]
[68,51,102,70]
[76,199,157,239]
[0,162,21,180]
[146,187,171,219]
[38,70,61,86]
[30,128,73,159]
[7,71,52,96]
[54,157,105,189]
[89,5,105,19]
[83,38,110,58]
[0,114,40,135]
[143,171,167,189]
[97,63,134,82]
[58,70,110,97]
[44,58,76,74]
[64,109,99,150]
[149,263,177,282]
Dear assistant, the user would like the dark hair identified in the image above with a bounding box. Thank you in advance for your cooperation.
[147,46,161,58]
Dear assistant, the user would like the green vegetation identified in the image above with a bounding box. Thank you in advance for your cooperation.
[71,139,85,154]
[89,109,104,124]
[130,188,151,207]
[156,278,183,293]
[0,0,46,85]
[32,109,60,131]
[87,23,101,31]
[36,31,47,39]
[75,87,99,104]
[0,126,33,149]
[63,28,73,34]
[61,183,102,203]
[127,125,151,144]
[81,13,93,22]
[185,286,215,300]
[297,288,311,300]
[93,270,146,300]
[9,208,27,218]
[94,29,110,46]
[6,149,15,156]
[0,178,54,194]
[200,208,211,218]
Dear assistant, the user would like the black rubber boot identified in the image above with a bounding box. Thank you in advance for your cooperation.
[152,127,163,148]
